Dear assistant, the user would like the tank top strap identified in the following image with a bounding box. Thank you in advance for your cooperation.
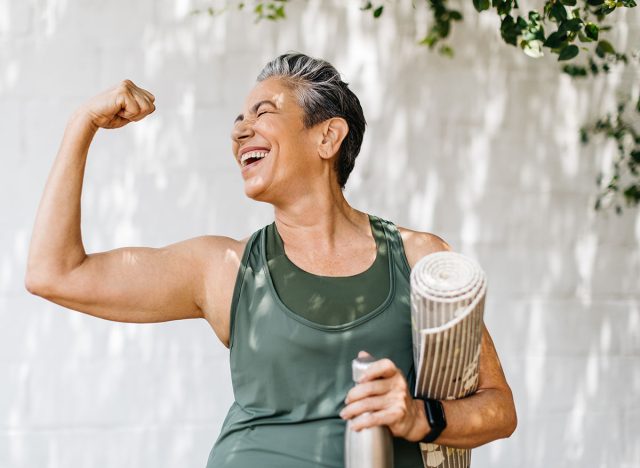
[373,215,412,279]
[228,228,262,350]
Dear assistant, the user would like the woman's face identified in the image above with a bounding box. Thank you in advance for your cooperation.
[231,77,320,202]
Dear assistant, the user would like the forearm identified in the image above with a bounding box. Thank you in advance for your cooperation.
[411,387,517,449]
[26,111,98,288]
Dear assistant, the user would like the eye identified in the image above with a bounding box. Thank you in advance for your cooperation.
[257,110,269,117]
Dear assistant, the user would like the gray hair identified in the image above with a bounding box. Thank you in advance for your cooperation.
[257,52,366,189]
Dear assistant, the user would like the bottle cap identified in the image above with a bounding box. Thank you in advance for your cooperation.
[352,355,377,382]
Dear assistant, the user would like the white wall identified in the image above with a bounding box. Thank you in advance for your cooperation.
[1,0,638,467]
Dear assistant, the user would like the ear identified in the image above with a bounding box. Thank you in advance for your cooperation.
[318,117,349,161]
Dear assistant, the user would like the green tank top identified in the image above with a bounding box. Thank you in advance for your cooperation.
[206,214,422,468]
[264,213,390,326]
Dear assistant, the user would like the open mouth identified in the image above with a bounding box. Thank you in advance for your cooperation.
[240,150,270,170]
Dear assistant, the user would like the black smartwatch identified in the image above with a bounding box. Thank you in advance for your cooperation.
[419,398,447,443]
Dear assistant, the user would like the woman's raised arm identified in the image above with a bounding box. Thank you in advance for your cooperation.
[24,81,239,332]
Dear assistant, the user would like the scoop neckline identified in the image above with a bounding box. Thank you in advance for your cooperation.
[271,213,383,279]
[260,214,396,332]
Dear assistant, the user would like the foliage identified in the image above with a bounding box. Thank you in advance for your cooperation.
[190,0,288,22]
[580,96,640,213]
[190,0,639,212]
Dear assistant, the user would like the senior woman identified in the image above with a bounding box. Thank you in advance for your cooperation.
[25,52,516,467]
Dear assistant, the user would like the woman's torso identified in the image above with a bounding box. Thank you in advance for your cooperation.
[205,213,423,468]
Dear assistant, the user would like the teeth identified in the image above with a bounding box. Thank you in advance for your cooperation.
[241,150,269,166]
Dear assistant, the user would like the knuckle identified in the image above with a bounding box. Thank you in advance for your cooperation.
[381,358,396,371]
[393,406,405,420]
[397,379,407,392]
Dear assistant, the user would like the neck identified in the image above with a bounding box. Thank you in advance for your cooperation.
[272,184,369,252]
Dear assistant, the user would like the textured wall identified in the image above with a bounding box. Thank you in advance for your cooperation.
[1,0,639,467]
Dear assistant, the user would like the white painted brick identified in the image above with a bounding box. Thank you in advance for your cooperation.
[1,1,639,467]
[485,298,640,357]
[0,0,33,37]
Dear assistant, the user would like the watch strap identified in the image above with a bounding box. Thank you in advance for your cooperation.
[420,398,447,443]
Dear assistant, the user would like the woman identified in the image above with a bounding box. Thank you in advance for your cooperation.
[25,52,516,467]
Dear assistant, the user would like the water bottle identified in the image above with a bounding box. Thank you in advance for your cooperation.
[344,355,394,468]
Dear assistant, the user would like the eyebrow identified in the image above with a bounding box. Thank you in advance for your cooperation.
[234,99,277,124]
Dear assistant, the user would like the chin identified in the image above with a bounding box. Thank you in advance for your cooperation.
[243,177,271,202]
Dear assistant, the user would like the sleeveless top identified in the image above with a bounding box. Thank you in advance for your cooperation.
[206,214,423,468]
[265,213,390,325]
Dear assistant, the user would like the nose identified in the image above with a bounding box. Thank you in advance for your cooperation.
[231,119,254,145]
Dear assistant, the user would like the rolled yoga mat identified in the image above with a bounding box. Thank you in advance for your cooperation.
[410,251,487,468]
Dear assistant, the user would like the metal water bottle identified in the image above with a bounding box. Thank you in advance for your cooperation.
[345,356,394,468]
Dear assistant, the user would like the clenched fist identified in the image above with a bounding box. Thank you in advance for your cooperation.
[75,79,156,130]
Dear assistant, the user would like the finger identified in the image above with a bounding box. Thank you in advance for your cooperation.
[359,358,399,382]
[139,88,156,103]
[129,91,155,121]
[357,350,372,359]
[340,394,388,420]
[348,407,402,432]
[345,379,390,404]
[116,89,141,121]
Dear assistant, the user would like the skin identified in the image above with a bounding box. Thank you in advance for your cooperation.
[25,76,516,451]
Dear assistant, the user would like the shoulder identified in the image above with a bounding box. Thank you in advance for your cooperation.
[394,224,452,270]
[185,232,258,347]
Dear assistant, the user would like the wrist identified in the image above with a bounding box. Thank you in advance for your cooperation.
[68,108,99,133]
[416,397,447,444]
[407,398,431,442]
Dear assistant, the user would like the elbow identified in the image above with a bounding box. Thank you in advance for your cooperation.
[24,270,53,297]
[500,390,518,439]
[505,406,518,438]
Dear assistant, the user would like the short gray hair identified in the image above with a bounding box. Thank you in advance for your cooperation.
[257,52,366,189]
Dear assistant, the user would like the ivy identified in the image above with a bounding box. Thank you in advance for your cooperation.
[581,97,640,214]
[191,0,639,212]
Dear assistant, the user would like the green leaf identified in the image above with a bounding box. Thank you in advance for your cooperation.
[585,22,599,40]
[473,0,491,12]
[500,15,519,45]
[449,10,463,20]
[497,0,512,15]
[558,44,579,60]
[439,45,455,57]
[360,1,372,10]
[543,31,568,48]
[623,185,640,204]
[560,18,583,32]
[561,0,577,5]
[373,5,384,17]
[563,64,587,75]
[578,31,592,42]
[550,2,568,21]
[580,128,589,143]
[596,40,615,57]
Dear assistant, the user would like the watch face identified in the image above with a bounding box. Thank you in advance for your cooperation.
[427,399,446,429]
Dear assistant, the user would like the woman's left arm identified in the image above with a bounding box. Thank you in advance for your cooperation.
[339,323,517,449]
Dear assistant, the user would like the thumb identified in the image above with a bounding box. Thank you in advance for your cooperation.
[357,350,373,359]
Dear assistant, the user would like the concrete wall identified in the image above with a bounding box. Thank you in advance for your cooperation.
[1,0,638,466]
